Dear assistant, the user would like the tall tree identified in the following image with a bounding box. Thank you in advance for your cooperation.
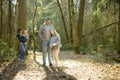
[8,0,12,48]
[0,0,2,54]
[57,0,69,43]
[118,0,120,55]
[92,0,99,51]
[18,0,28,54]
[18,0,27,29]
[68,0,73,43]
[77,0,85,48]
[0,0,2,39]
[70,0,80,54]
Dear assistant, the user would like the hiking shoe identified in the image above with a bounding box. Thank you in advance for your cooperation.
[49,63,52,66]
[42,63,46,66]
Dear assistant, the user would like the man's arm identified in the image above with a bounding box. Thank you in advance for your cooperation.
[38,24,45,42]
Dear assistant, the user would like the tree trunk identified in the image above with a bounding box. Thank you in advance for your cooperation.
[57,0,69,43]
[18,0,28,55]
[118,0,120,55]
[70,0,80,54]
[68,0,73,43]
[18,0,27,29]
[8,0,12,49]
[113,0,117,51]
[77,0,85,48]
[0,0,2,39]
[32,5,37,53]
[92,1,98,51]
[0,0,2,54]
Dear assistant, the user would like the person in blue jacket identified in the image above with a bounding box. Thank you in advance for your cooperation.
[16,28,27,60]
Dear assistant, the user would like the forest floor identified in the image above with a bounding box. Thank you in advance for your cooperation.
[0,50,120,80]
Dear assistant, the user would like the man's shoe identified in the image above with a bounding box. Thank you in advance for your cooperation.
[49,63,52,66]
[42,63,46,66]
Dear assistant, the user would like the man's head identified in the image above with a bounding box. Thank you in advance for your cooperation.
[45,17,51,25]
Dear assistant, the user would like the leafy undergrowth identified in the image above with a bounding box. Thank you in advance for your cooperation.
[0,51,120,80]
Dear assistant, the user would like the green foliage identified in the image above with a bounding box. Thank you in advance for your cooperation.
[0,39,9,52]
[113,58,120,62]
[0,39,16,65]
[61,44,73,50]
[97,45,106,52]
[28,0,118,53]
[0,39,15,54]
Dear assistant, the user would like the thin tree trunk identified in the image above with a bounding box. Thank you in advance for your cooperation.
[70,0,80,54]
[68,0,73,43]
[118,0,120,55]
[57,0,69,43]
[77,0,85,48]
[0,0,2,39]
[112,0,117,51]
[8,0,12,49]
[32,5,37,54]
[0,0,2,54]
[93,1,98,51]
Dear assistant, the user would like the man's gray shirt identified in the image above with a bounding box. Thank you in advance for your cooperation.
[39,23,54,42]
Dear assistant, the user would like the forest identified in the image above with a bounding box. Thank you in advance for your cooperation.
[0,0,120,80]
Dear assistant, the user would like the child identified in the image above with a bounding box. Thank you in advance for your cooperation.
[49,29,62,67]
[22,29,29,44]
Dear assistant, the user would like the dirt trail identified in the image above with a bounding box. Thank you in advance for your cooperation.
[0,51,120,80]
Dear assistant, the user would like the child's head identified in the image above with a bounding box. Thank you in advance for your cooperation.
[22,30,28,35]
[50,29,57,36]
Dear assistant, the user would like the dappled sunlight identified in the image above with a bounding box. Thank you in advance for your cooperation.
[14,70,44,80]
[59,51,120,80]
[0,50,119,80]
[27,51,120,80]
[59,51,117,64]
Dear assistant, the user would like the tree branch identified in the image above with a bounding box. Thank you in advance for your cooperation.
[82,21,118,37]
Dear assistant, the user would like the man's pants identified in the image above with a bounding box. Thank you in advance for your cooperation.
[42,41,52,64]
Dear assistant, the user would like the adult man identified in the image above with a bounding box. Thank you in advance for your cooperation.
[39,17,53,66]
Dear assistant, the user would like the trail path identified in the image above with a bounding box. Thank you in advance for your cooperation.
[0,51,120,80]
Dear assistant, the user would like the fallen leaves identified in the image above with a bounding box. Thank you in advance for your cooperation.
[0,51,119,80]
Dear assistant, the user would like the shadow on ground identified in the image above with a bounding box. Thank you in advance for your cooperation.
[43,66,76,80]
[0,58,27,80]
[33,52,41,66]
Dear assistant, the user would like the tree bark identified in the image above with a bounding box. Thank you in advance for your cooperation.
[92,1,99,51]
[0,0,2,39]
[0,0,2,54]
[68,0,73,43]
[118,0,120,55]
[57,0,69,43]
[18,0,27,55]
[32,5,37,54]
[70,0,80,54]
[18,0,27,29]
[77,0,85,48]
[8,0,12,48]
